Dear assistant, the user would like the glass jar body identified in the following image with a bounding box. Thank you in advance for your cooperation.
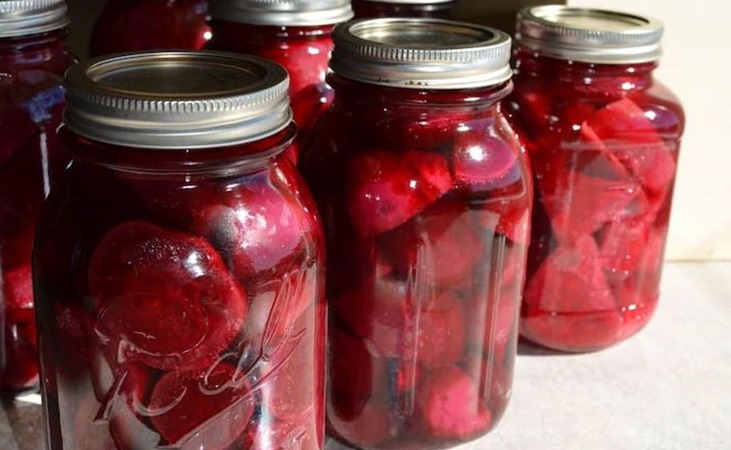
[208,22,335,164]
[352,0,454,19]
[506,50,685,352]
[90,0,210,56]
[35,127,326,450]
[0,31,76,392]
[301,76,531,449]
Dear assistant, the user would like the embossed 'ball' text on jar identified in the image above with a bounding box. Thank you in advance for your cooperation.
[34,52,326,450]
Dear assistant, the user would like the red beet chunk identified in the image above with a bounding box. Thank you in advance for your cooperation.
[522,236,624,351]
[595,219,651,275]
[452,134,518,187]
[329,330,385,400]
[88,221,248,371]
[345,150,453,236]
[331,284,400,360]
[537,139,640,241]
[521,308,624,352]
[474,195,531,246]
[402,293,467,369]
[149,362,255,449]
[505,89,551,137]
[378,201,483,288]
[583,97,676,198]
[2,264,33,310]
[197,181,310,277]
[328,398,392,448]
[417,367,491,439]
[524,236,615,314]
[0,98,35,165]
[0,308,38,390]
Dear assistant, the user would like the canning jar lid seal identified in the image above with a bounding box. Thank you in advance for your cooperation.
[210,0,354,27]
[516,5,664,64]
[0,0,69,38]
[64,51,292,150]
[330,18,512,90]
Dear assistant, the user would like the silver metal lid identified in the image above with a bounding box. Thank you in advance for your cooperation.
[516,5,664,64]
[357,0,453,4]
[210,0,353,27]
[330,18,512,89]
[64,52,292,150]
[0,0,69,38]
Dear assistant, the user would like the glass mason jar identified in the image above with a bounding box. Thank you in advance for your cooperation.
[35,52,326,450]
[0,0,76,393]
[208,0,353,165]
[89,0,211,56]
[352,0,455,19]
[301,19,531,449]
[506,6,685,352]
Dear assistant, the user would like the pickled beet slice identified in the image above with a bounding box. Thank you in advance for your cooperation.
[401,293,467,369]
[198,181,309,277]
[0,103,35,165]
[583,98,676,198]
[328,399,392,447]
[595,219,651,274]
[378,201,482,287]
[346,150,453,236]
[88,221,248,371]
[329,330,385,401]
[417,367,491,439]
[537,142,640,242]
[452,135,517,186]
[2,264,33,310]
[522,236,623,351]
[524,236,615,314]
[148,362,255,448]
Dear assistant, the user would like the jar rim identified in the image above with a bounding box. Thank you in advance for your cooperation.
[516,5,664,64]
[331,18,512,90]
[0,0,69,38]
[63,51,293,150]
[210,0,354,27]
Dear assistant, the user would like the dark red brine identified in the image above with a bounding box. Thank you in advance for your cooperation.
[89,0,211,56]
[506,6,684,352]
[34,52,326,450]
[352,0,455,18]
[208,0,353,164]
[0,0,75,392]
[301,19,530,449]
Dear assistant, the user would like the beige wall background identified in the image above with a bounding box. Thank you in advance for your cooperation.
[65,0,729,261]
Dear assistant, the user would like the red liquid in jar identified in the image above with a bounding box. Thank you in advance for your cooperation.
[90,0,211,56]
[506,50,684,352]
[208,21,336,165]
[352,0,455,19]
[0,30,76,392]
[35,126,327,449]
[301,75,531,449]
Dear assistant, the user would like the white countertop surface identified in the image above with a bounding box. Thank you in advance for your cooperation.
[327,262,731,450]
[2,262,729,450]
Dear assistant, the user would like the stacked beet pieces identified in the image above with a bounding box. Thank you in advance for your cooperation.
[519,97,677,351]
[321,107,530,447]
